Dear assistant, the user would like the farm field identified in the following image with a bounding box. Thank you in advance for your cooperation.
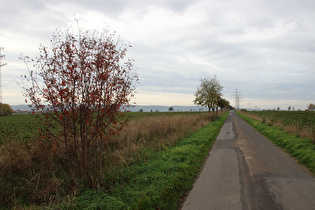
[0,111,210,145]
[0,111,227,208]
[239,111,315,141]
[0,114,41,145]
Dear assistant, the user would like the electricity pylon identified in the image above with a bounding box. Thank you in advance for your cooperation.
[232,87,242,110]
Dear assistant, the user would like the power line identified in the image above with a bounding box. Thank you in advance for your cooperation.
[232,87,242,110]
[0,47,7,115]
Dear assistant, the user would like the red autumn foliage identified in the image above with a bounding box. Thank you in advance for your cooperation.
[21,24,138,189]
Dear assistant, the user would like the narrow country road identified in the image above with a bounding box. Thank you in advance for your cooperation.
[182,111,315,210]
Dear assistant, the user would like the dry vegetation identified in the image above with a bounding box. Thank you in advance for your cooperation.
[106,113,217,167]
[0,112,220,206]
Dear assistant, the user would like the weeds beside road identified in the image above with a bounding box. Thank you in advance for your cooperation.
[236,111,315,175]
[59,111,228,209]
[0,111,228,209]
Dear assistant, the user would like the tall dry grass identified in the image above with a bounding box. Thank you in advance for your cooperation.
[0,138,66,205]
[105,112,218,167]
[0,112,221,206]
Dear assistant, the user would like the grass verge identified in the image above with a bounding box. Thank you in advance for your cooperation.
[236,111,315,175]
[55,112,229,209]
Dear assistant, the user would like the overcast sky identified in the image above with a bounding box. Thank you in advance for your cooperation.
[1,0,315,110]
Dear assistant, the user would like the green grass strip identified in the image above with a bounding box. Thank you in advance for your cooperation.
[236,111,315,175]
[58,112,229,209]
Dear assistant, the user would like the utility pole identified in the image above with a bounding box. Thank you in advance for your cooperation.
[0,47,7,115]
[232,87,242,110]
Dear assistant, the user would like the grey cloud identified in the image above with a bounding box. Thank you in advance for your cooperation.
[51,0,197,18]
[1,0,315,108]
[158,0,197,13]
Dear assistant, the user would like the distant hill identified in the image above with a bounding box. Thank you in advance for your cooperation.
[11,105,32,111]
[129,105,208,112]
[11,104,208,112]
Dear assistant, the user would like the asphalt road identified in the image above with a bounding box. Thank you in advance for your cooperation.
[182,111,315,210]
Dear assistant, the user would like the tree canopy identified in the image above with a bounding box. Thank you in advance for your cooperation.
[194,76,223,113]
[0,103,13,116]
[218,97,231,111]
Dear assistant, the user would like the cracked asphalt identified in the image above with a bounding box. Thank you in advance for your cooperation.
[182,111,315,210]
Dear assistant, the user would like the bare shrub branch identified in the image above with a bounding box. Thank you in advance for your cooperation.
[20,23,138,190]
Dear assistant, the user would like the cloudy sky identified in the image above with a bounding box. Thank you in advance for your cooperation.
[1,0,315,110]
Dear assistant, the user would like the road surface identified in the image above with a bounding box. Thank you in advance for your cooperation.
[182,111,315,210]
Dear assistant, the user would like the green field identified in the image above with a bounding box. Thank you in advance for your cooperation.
[0,114,41,145]
[0,111,208,145]
[240,111,315,140]
[245,111,315,130]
